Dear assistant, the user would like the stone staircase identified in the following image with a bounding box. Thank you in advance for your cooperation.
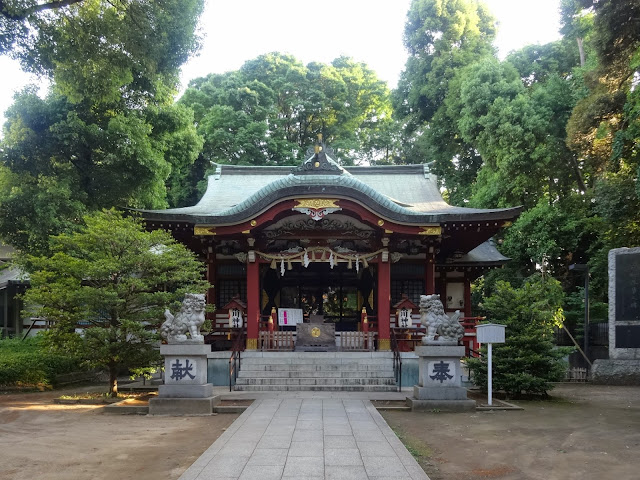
[233,352,398,392]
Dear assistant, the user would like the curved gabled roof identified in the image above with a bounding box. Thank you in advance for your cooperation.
[140,154,521,225]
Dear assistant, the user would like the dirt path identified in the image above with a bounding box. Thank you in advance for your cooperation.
[0,386,239,480]
[382,384,640,480]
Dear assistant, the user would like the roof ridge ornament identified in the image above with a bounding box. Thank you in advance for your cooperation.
[292,134,343,175]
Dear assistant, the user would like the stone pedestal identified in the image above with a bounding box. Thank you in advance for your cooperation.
[407,345,475,412]
[149,343,219,415]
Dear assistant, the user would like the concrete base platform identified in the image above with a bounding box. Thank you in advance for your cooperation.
[406,396,476,412]
[413,385,469,400]
[591,359,640,385]
[103,403,149,415]
[148,396,219,415]
[158,383,214,398]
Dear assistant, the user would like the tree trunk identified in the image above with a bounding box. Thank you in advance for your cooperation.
[568,154,587,192]
[109,366,118,398]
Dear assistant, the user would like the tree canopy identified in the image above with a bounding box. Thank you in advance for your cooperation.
[0,0,204,254]
[1,0,639,339]
[183,53,395,165]
[392,0,640,305]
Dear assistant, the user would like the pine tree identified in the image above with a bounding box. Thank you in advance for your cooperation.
[468,275,572,397]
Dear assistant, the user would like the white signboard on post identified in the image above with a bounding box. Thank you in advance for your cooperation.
[278,308,304,326]
[476,323,506,406]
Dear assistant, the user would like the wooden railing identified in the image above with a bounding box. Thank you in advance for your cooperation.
[392,327,426,351]
[260,331,295,351]
[339,331,376,351]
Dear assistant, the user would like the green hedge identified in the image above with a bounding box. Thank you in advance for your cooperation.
[0,336,83,386]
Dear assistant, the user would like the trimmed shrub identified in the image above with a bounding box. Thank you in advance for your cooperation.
[0,336,83,387]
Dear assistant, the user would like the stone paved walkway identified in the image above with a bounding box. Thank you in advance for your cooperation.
[178,397,429,480]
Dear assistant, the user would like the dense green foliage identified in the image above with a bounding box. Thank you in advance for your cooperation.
[20,210,210,395]
[392,0,638,392]
[176,53,397,205]
[394,0,640,303]
[467,276,571,397]
[1,0,638,391]
[0,0,204,254]
[0,336,84,387]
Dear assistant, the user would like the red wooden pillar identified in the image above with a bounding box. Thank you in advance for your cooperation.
[246,257,260,350]
[206,248,217,322]
[425,251,435,294]
[377,257,391,351]
[361,308,369,334]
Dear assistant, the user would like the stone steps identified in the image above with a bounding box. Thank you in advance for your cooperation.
[233,384,398,392]
[236,377,397,386]
[236,369,394,378]
[234,353,398,392]
[240,358,392,366]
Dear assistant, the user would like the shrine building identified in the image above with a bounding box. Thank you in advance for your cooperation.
[139,144,521,354]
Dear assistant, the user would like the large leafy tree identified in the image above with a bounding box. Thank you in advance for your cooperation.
[560,0,640,296]
[1,0,203,104]
[0,90,202,253]
[20,209,210,396]
[393,0,497,204]
[179,53,395,181]
[0,0,204,253]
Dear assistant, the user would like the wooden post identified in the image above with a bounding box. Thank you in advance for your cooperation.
[425,251,435,294]
[246,257,260,350]
[377,258,391,351]
[269,307,276,332]
[361,307,369,350]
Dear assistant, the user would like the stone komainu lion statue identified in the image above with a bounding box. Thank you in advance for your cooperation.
[160,293,206,343]
[420,294,464,344]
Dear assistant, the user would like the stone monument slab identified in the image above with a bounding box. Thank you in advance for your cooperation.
[592,247,640,385]
[296,323,336,351]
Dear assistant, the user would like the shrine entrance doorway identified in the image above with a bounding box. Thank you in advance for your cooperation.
[261,261,375,332]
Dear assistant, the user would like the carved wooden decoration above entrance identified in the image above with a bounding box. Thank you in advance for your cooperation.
[292,198,342,221]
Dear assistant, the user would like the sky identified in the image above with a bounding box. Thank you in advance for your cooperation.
[0,0,562,126]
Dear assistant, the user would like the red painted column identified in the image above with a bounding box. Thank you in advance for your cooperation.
[246,258,260,350]
[377,258,391,351]
[425,252,435,294]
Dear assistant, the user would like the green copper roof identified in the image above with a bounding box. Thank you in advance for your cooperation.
[140,160,521,224]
